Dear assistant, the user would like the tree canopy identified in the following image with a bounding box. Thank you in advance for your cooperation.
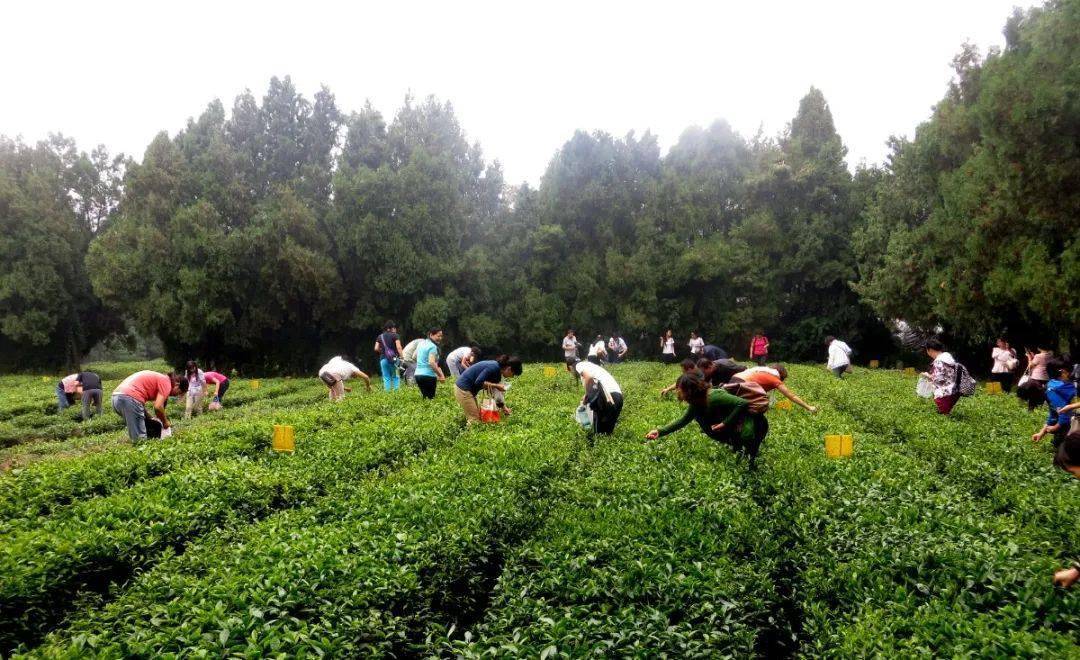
[2,0,1077,372]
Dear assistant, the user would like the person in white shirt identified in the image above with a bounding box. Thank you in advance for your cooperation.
[990,337,1018,393]
[688,332,705,356]
[826,336,853,378]
[318,356,371,402]
[446,344,479,379]
[562,329,581,367]
[607,332,628,363]
[660,329,677,364]
[575,359,624,434]
[588,335,608,365]
[184,360,207,419]
[400,338,423,385]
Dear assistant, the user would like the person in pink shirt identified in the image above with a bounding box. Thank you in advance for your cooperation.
[111,370,186,441]
[55,373,80,412]
[203,371,230,409]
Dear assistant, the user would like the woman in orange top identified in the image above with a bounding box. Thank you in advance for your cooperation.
[749,331,769,366]
[732,364,817,413]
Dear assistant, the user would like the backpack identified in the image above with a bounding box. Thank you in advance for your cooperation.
[954,361,976,397]
[722,380,770,414]
[378,333,399,361]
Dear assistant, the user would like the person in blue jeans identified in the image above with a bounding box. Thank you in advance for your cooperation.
[373,321,405,391]
[414,328,446,399]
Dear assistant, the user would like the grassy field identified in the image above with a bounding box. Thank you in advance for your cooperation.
[0,361,1077,657]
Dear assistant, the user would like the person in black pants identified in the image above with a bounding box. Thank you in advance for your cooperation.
[574,360,624,434]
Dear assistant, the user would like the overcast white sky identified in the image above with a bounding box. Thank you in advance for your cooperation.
[1,0,1034,185]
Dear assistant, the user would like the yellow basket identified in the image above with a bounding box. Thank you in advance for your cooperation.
[41,376,49,382]
[986,381,1003,395]
[868,359,879,369]
[251,379,261,390]
[272,424,295,453]
[775,399,793,410]
[543,367,557,378]
[825,434,853,458]
[903,367,916,376]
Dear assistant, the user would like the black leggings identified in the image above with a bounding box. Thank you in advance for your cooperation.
[661,353,678,364]
[589,391,624,435]
[989,372,1014,393]
[415,375,438,400]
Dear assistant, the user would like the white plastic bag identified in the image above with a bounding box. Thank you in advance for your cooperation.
[574,404,593,430]
[916,375,935,398]
[161,426,174,438]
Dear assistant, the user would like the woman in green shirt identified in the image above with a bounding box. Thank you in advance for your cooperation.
[645,371,768,465]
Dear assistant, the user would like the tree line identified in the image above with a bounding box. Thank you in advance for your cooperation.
[1,0,1076,373]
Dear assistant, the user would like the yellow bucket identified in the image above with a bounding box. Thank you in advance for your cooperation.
[272,425,295,453]
[903,367,915,376]
[986,381,1002,395]
[251,379,261,390]
[41,376,49,382]
[543,367,557,378]
[868,359,879,369]
[775,399,793,410]
[825,434,853,458]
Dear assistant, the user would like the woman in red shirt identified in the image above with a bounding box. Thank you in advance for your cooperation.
[749,331,769,366]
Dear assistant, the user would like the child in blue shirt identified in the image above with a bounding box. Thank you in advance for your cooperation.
[1033,358,1077,447]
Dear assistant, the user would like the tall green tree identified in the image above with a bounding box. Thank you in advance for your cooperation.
[88,77,345,371]
[0,136,124,370]
[856,0,1080,352]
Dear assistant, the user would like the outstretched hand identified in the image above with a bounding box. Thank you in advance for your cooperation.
[645,429,659,440]
[710,422,725,432]
[1054,567,1080,588]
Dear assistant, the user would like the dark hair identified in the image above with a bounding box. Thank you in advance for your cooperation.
[169,372,189,395]
[505,355,524,376]
[768,363,788,381]
[696,358,714,371]
[1054,431,1080,470]
[675,372,711,406]
[494,354,522,373]
[427,328,443,337]
[679,358,697,372]
[185,360,198,375]
[925,338,946,352]
[384,321,397,331]
[825,335,835,345]
[1047,358,1070,378]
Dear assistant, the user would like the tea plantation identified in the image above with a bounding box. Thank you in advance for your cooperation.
[1,362,1077,657]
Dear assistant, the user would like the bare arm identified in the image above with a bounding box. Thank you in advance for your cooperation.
[353,370,372,391]
[776,383,816,413]
[580,372,594,403]
[154,393,170,429]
